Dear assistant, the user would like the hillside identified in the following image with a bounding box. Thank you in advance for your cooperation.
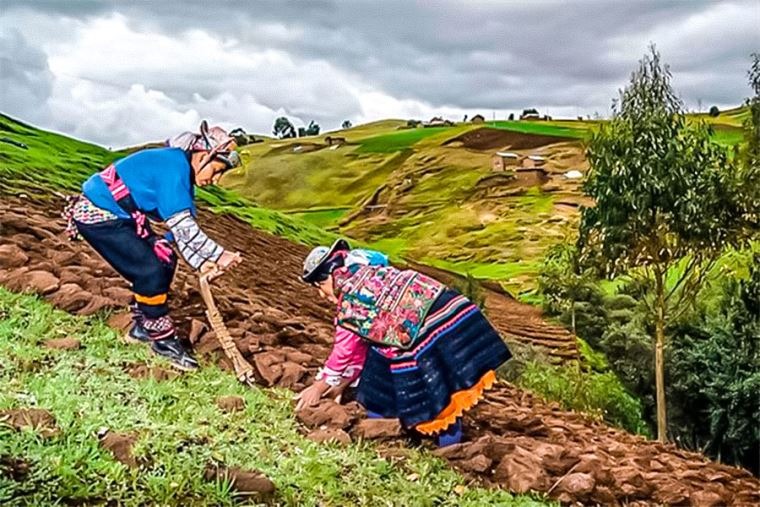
[0,114,336,248]
[225,108,750,296]
[1,194,758,505]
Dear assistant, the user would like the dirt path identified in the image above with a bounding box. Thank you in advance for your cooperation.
[1,195,757,506]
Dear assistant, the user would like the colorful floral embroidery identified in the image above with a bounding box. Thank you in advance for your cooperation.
[334,265,445,349]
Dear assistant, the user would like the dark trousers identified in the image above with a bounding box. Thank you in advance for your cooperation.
[74,219,176,319]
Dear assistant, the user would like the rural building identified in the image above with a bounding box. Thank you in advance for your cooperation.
[423,117,454,127]
[522,155,546,168]
[471,114,485,123]
[491,151,519,171]
[520,109,541,120]
[324,136,346,146]
[515,166,549,187]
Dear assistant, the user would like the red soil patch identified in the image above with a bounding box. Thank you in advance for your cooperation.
[1,194,758,505]
[0,455,31,481]
[446,127,571,151]
[100,431,139,468]
[42,337,81,350]
[216,395,246,413]
[353,418,403,440]
[125,363,179,382]
[306,428,352,445]
[0,408,60,438]
[204,463,275,495]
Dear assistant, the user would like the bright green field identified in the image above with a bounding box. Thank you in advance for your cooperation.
[0,288,551,506]
[291,207,351,229]
[355,127,457,153]
[490,120,593,139]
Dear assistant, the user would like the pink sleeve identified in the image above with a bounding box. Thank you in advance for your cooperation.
[318,326,368,385]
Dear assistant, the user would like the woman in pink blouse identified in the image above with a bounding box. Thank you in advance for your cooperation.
[295,239,511,446]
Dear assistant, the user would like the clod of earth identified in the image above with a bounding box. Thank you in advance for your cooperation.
[102,286,133,306]
[296,400,353,430]
[0,455,31,481]
[0,244,29,268]
[107,312,133,331]
[125,364,179,382]
[3,196,760,506]
[278,361,307,388]
[253,351,284,386]
[493,448,550,494]
[6,269,60,295]
[216,395,246,413]
[188,319,207,344]
[99,431,139,468]
[306,428,352,445]
[555,472,595,499]
[0,408,60,438]
[204,463,275,495]
[42,337,81,350]
[353,418,404,440]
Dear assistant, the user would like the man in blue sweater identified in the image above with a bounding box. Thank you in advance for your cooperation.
[64,121,242,370]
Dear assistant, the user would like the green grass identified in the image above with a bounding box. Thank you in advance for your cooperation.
[489,120,592,140]
[705,124,746,147]
[0,289,552,507]
[690,106,751,128]
[514,359,650,437]
[290,207,351,229]
[0,114,124,198]
[421,257,542,295]
[355,127,456,154]
[0,114,336,248]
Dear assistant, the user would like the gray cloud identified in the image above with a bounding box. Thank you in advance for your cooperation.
[0,28,54,125]
[1,0,758,146]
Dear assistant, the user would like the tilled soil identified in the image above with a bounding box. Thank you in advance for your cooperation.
[444,127,573,151]
[1,195,758,506]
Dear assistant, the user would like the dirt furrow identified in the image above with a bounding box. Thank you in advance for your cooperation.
[1,195,757,506]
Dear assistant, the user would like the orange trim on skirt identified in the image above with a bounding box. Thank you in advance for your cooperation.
[134,293,167,305]
[414,369,496,435]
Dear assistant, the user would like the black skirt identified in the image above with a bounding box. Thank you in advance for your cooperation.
[356,289,511,433]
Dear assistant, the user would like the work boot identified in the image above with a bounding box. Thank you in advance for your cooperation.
[123,304,150,344]
[150,337,200,372]
[125,321,151,344]
[140,314,200,372]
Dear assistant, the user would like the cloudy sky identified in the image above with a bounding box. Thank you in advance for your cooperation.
[1,1,758,147]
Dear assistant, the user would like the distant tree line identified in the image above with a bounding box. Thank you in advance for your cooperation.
[272,117,321,139]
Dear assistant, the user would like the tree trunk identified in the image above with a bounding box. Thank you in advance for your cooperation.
[571,300,576,335]
[654,268,668,442]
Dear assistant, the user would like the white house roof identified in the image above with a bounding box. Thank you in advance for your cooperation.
[495,151,519,158]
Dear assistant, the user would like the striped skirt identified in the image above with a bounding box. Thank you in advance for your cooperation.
[356,289,511,434]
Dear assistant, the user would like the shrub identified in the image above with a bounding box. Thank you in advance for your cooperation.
[516,360,651,436]
[709,105,720,117]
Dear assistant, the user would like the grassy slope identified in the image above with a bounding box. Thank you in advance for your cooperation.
[227,121,581,295]
[227,108,750,296]
[0,114,336,248]
[0,289,550,506]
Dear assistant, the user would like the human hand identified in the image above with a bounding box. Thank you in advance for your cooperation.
[295,381,328,411]
[323,379,351,404]
[217,250,242,271]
